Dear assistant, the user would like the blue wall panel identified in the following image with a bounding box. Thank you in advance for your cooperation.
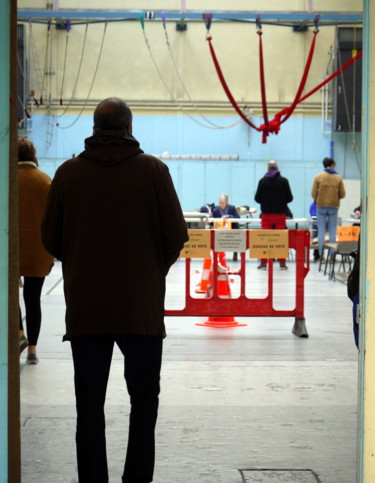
[137,115,182,156]
[27,113,360,217]
[179,117,249,156]
[205,162,231,205]
[229,164,256,208]
[283,165,308,218]
[179,162,205,209]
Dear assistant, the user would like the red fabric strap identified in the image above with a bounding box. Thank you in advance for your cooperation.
[297,50,363,104]
[279,30,318,125]
[259,30,319,141]
[207,31,362,143]
[257,31,269,143]
[261,49,363,139]
[207,36,260,131]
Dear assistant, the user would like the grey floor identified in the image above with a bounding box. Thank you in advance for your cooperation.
[20,255,358,483]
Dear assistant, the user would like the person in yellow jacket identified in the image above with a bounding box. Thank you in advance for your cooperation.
[18,136,54,364]
[311,157,346,260]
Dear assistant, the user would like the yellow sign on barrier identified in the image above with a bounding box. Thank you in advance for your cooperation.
[180,230,211,258]
[337,225,360,241]
[249,230,289,259]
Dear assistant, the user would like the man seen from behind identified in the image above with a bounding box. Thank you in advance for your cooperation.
[254,160,293,270]
[41,97,188,483]
[311,157,346,261]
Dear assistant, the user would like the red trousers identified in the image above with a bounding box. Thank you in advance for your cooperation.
[260,213,287,264]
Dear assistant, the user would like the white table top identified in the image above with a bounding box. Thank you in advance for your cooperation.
[343,218,361,224]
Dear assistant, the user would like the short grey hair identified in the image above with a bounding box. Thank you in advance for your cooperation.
[93,97,133,131]
[267,160,279,170]
[219,193,229,203]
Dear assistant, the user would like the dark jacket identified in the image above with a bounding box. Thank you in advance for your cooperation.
[41,143,188,341]
[254,171,293,214]
[211,205,239,219]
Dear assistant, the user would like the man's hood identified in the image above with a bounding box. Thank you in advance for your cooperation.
[79,144,144,166]
[264,169,280,179]
[79,129,144,166]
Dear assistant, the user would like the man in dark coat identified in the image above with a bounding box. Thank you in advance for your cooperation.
[254,160,293,270]
[41,98,188,483]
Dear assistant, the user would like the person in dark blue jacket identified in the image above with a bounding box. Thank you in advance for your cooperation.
[212,193,239,220]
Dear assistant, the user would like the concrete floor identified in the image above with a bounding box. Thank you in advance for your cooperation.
[20,256,358,483]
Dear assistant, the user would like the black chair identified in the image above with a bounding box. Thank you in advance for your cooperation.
[325,240,358,281]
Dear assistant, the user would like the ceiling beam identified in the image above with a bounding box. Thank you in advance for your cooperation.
[17,9,362,25]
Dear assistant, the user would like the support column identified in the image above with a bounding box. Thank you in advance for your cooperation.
[9,0,21,478]
[2,1,20,482]
[359,0,374,481]
[0,1,11,482]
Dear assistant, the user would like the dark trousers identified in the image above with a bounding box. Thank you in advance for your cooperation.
[70,334,163,483]
[19,276,45,345]
[260,213,287,264]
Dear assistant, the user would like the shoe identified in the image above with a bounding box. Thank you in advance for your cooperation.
[280,263,288,270]
[257,263,267,270]
[19,335,28,354]
[26,353,39,365]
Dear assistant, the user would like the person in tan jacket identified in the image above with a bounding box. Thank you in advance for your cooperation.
[311,157,346,260]
[18,136,54,364]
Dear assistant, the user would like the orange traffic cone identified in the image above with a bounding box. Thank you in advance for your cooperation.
[196,264,246,328]
[195,257,212,294]
[217,251,227,268]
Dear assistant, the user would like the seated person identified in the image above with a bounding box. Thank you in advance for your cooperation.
[200,202,215,217]
[212,193,239,226]
[352,204,361,227]
[310,202,319,262]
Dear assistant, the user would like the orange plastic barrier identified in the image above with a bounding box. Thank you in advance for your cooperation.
[165,230,310,337]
